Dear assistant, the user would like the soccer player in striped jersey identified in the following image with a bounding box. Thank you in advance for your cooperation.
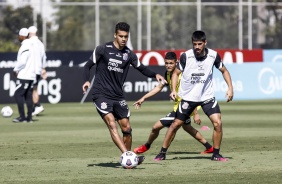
[133,52,213,155]
[155,31,233,161]
[82,22,166,165]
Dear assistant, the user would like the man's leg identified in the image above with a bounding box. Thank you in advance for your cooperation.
[155,118,183,161]
[25,81,34,122]
[103,113,127,153]
[134,121,164,154]
[118,118,132,151]
[209,113,228,161]
[182,123,213,154]
[13,80,27,122]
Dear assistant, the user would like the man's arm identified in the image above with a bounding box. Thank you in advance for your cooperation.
[219,66,233,102]
[170,67,181,101]
[82,59,95,94]
[134,83,164,109]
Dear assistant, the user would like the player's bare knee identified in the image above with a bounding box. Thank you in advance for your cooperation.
[213,120,222,131]
[122,127,132,136]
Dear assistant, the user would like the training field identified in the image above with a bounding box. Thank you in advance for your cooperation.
[0,100,282,184]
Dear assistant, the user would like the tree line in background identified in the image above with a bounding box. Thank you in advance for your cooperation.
[0,0,281,52]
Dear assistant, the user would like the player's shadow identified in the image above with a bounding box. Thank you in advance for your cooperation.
[170,151,199,155]
[87,162,120,168]
[87,162,146,169]
[167,151,232,160]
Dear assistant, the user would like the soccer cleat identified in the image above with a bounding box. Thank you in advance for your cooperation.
[137,155,145,165]
[200,146,214,154]
[26,118,33,123]
[154,152,166,161]
[134,144,149,154]
[211,154,228,162]
[12,117,26,123]
[32,105,44,116]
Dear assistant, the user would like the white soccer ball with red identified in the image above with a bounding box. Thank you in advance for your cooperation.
[1,106,13,118]
[120,151,138,169]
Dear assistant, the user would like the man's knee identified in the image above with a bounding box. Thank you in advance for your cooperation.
[122,127,132,136]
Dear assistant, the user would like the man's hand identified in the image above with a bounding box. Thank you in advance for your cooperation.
[133,98,145,109]
[170,91,177,101]
[193,113,201,125]
[41,69,47,80]
[156,74,167,85]
[226,88,234,102]
[82,81,90,94]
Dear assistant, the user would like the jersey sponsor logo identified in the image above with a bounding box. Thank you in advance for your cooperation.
[109,52,115,55]
[109,58,122,64]
[191,74,206,84]
[182,102,189,109]
[108,58,124,73]
[191,73,205,76]
[106,45,113,48]
[101,102,107,109]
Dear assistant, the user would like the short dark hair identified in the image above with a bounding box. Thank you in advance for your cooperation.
[192,30,206,42]
[165,52,177,61]
[115,22,130,33]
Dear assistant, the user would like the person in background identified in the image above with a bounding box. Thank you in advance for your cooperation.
[154,31,233,161]
[13,28,36,123]
[28,26,47,116]
[133,52,213,155]
[82,22,167,165]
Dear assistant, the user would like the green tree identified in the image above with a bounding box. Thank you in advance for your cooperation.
[0,5,43,52]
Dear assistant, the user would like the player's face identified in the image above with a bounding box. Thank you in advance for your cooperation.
[193,40,206,57]
[165,59,176,72]
[114,30,129,49]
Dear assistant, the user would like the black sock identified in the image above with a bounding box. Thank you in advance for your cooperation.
[203,142,212,149]
[35,102,41,107]
[160,147,167,153]
[145,143,151,149]
[214,148,220,155]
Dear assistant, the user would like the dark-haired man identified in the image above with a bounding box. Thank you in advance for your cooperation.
[133,52,214,155]
[13,28,36,123]
[155,31,233,161]
[82,22,166,165]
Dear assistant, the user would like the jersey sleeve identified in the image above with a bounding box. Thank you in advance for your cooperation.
[89,45,104,64]
[214,53,224,69]
[83,45,104,82]
[13,48,30,72]
[129,52,157,78]
[177,52,187,72]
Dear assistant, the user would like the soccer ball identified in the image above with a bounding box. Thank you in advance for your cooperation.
[120,151,138,169]
[1,106,13,118]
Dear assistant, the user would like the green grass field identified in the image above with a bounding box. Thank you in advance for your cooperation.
[1,100,282,184]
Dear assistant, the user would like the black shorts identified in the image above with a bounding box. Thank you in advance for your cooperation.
[14,79,34,97]
[93,97,130,120]
[160,111,191,128]
[33,74,41,86]
[175,97,221,122]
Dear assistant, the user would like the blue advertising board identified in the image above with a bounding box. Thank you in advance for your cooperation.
[213,63,282,100]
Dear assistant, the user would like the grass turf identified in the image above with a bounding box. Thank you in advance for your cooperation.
[0,100,282,184]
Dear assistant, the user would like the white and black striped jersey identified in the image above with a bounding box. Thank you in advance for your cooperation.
[84,42,156,100]
[177,48,224,102]
[13,39,36,80]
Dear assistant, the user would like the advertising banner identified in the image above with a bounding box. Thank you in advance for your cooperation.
[214,63,282,100]
[263,50,282,63]
[0,49,263,69]
[0,66,169,104]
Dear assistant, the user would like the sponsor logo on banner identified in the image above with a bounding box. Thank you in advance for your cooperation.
[258,68,282,94]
